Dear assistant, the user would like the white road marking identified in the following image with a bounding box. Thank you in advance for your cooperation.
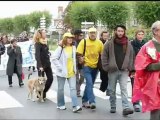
[46,89,71,103]
[81,84,131,101]
[0,91,23,109]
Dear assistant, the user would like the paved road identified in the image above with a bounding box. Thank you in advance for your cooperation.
[0,68,150,119]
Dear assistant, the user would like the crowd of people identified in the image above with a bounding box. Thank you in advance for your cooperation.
[0,20,160,119]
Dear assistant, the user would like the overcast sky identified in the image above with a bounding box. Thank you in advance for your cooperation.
[0,1,70,18]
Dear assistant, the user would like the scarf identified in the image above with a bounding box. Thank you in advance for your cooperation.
[114,35,128,53]
[132,39,145,49]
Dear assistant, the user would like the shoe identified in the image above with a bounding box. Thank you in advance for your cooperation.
[73,106,82,113]
[123,108,134,116]
[133,104,141,112]
[110,107,116,113]
[82,102,90,108]
[90,103,96,110]
[9,84,13,87]
[19,82,24,87]
[77,94,82,97]
[57,106,67,110]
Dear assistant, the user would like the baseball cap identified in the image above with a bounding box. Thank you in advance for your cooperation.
[88,27,97,33]
[63,32,74,39]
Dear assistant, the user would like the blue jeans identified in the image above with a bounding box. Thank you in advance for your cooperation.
[82,66,98,104]
[108,70,131,109]
[57,75,79,107]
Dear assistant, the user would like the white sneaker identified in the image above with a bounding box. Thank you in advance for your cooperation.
[57,106,66,110]
[73,106,82,113]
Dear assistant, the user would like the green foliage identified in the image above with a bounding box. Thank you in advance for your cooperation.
[68,2,97,29]
[135,1,160,28]
[28,11,52,29]
[126,27,137,40]
[127,27,152,41]
[0,11,52,35]
[0,18,14,34]
[96,1,129,32]
[13,15,30,34]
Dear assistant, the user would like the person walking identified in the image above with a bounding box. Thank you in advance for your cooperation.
[28,38,36,72]
[34,28,53,100]
[6,39,24,87]
[77,27,104,110]
[52,32,82,113]
[73,30,84,97]
[0,35,7,64]
[101,25,134,115]
[99,31,110,94]
[132,21,160,120]
[130,29,146,112]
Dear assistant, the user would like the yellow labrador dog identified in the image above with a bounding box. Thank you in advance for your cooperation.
[27,77,47,102]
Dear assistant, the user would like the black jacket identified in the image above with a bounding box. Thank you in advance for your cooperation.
[35,42,51,69]
[131,39,146,56]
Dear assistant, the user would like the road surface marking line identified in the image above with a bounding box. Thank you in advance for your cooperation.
[81,84,131,101]
[0,91,23,109]
[46,89,71,103]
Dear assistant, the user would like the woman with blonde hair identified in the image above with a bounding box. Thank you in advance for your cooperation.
[33,28,53,100]
[52,32,82,113]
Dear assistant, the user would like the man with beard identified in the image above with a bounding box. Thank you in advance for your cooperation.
[101,25,134,115]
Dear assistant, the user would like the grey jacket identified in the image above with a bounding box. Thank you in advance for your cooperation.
[6,45,22,75]
[101,39,134,73]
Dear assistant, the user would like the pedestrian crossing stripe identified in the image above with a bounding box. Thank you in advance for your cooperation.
[0,91,23,109]
[0,86,132,109]
[47,89,71,103]
[81,84,123,100]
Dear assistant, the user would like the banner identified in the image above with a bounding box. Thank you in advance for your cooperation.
[0,41,36,71]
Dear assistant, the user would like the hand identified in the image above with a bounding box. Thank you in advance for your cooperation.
[130,72,135,78]
[39,67,44,71]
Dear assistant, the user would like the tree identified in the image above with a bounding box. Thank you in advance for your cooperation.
[0,18,14,34]
[134,1,160,28]
[13,15,30,35]
[96,1,129,33]
[63,1,74,29]
[28,11,52,29]
[68,1,97,29]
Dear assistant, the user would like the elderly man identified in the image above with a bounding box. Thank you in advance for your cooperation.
[101,25,134,115]
[76,27,103,110]
[132,21,160,120]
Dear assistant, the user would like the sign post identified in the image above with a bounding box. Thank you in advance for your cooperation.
[81,21,94,37]
[40,15,46,30]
